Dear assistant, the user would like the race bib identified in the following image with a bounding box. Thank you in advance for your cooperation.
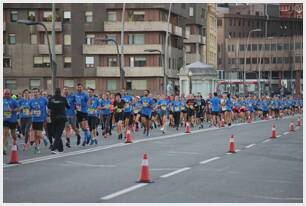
[134,109,139,113]
[23,108,30,116]
[117,108,122,113]
[143,102,148,107]
[161,105,167,110]
[34,110,41,117]
[190,105,194,109]
[181,106,185,110]
[88,107,95,114]
[175,106,179,111]
[104,105,109,109]
[4,111,11,118]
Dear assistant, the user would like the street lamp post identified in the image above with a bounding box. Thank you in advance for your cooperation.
[144,49,165,95]
[98,38,125,90]
[17,19,56,94]
[188,70,193,95]
[243,28,262,96]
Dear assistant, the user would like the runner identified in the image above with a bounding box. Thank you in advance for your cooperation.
[140,90,154,136]
[87,88,99,145]
[29,88,48,154]
[225,93,232,126]
[113,92,125,140]
[210,92,221,127]
[100,92,112,138]
[171,96,181,131]
[157,95,169,134]
[3,89,19,155]
[74,83,90,147]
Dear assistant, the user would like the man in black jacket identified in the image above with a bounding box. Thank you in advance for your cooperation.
[48,88,69,154]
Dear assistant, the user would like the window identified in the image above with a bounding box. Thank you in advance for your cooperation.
[64,80,74,88]
[30,79,41,89]
[107,11,117,21]
[85,34,95,45]
[295,56,301,63]
[128,33,144,44]
[252,44,257,51]
[239,58,245,64]
[6,80,17,90]
[134,56,146,67]
[264,44,270,51]
[107,80,117,90]
[227,45,231,52]
[264,57,270,64]
[85,11,93,22]
[185,45,191,53]
[10,11,18,22]
[28,11,36,21]
[4,57,12,68]
[239,44,245,51]
[33,56,43,67]
[252,58,257,64]
[30,34,37,44]
[271,44,276,51]
[64,57,72,68]
[44,33,52,44]
[129,56,135,67]
[277,57,283,64]
[284,43,289,50]
[189,7,194,16]
[246,58,251,64]
[217,19,222,26]
[132,80,147,90]
[134,11,145,21]
[284,57,289,64]
[85,56,94,68]
[9,34,16,44]
[43,11,52,21]
[108,56,117,67]
[272,57,277,64]
[64,34,71,45]
[295,42,301,49]
[63,11,71,22]
[85,80,96,89]
[277,43,283,51]
[43,56,50,67]
[185,26,190,38]
[46,79,52,90]
[106,34,116,45]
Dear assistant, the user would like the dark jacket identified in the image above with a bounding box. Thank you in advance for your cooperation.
[48,95,69,122]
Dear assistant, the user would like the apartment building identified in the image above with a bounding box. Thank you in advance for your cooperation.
[4,3,205,96]
[216,4,303,95]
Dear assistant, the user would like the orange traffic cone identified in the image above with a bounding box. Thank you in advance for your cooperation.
[271,124,276,138]
[8,141,20,164]
[185,122,191,133]
[125,128,133,143]
[289,120,295,132]
[247,115,252,123]
[297,117,302,126]
[228,135,236,153]
[220,118,225,127]
[137,153,153,183]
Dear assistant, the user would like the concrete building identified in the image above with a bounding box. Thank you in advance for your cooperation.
[4,3,216,96]
[205,3,218,68]
[216,4,303,95]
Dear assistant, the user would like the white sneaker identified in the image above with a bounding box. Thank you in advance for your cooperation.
[160,127,164,131]
[51,151,57,154]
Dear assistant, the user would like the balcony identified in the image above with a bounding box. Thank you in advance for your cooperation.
[36,22,62,32]
[173,26,183,37]
[96,66,163,77]
[104,21,172,33]
[83,44,163,55]
[184,34,202,44]
[38,44,62,55]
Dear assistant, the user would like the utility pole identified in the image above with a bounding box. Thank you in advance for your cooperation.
[120,3,126,90]
[164,3,172,96]
[51,3,57,94]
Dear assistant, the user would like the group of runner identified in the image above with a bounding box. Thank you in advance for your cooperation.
[3,84,303,155]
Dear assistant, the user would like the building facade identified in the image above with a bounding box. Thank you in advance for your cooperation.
[280,3,303,19]
[217,4,303,95]
[4,3,215,96]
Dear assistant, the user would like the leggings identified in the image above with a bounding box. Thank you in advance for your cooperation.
[173,112,180,128]
[20,117,32,144]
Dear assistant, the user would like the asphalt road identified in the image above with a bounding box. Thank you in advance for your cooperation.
[3,115,303,203]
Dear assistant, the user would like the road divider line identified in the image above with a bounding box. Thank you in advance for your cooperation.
[150,168,181,171]
[262,139,271,143]
[160,167,191,178]
[199,157,221,165]
[283,132,289,135]
[4,116,296,168]
[245,144,256,148]
[101,183,148,201]
[276,135,281,138]
[167,151,202,155]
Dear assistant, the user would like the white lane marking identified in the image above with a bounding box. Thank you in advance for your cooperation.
[65,161,116,168]
[249,195,302,201]
[4,116,295,168]
[167,151,202,155]
[150,168,181,171]
[262,139,271,143]
[283,132,289,135]
[101,183,148,201]
[245,144,256,148]
[160,167,191,178]
[199,157,221,164]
